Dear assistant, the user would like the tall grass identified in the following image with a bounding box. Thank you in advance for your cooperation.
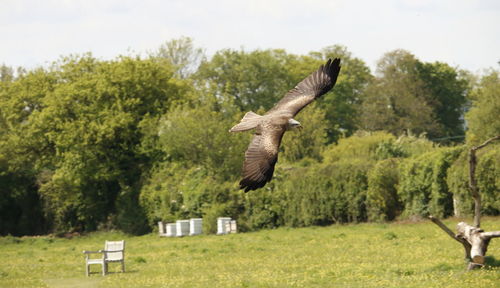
[0,218,498,287]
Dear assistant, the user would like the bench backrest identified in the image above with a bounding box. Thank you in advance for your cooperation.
[104,240,125,261]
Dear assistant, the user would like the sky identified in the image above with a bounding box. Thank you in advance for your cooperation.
[1,0,499,73]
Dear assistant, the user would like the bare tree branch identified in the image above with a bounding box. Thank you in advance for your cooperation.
[481,231,500,239]
[429,216,472,261]
[471,135,500,151]
[429,216,459,241]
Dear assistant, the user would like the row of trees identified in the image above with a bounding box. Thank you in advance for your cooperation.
[0,38,498,235]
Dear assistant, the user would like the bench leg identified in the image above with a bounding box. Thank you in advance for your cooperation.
[86,263,89,277]
[121,261,125,273]
[102,262,106,276]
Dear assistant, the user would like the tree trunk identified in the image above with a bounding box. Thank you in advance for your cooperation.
[467,135,499,228]
[429,135,500,270]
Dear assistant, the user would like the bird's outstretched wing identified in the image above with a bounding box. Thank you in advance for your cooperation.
[239,124,285,192]
[267,58,341,117]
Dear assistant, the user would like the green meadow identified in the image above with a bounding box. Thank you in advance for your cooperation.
[0,217,498,288]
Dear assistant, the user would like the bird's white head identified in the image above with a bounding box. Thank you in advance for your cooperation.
[287,118,302,131]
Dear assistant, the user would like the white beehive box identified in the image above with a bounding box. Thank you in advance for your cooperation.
[176,220,190,237]
[225,220,237,234]
[217,217,232,235]
[158,221,167,236]
[189,218,203,236]
[166,223,177,237]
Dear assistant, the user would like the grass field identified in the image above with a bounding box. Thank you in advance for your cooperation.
[0,217,499,288]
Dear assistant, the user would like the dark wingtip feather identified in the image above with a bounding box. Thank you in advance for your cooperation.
[239,178,267,192]
[320,58,341,94]
[240,183,255,192]
[325,58,341,78]
[239,159,277,192]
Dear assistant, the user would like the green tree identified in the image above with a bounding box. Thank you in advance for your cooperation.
[0,64,14,82]
[139,101,249,230]
[280,103,328,162]
[196,46,372,144]
[416,61,469,141]
[153,37,205,79]
[360,50,439,137]
[156,102,248,180]
[465,70,500,144]
[0,68,55,235]
[195,49,298,112]
[310,45,373,142]
[0,54,189,234]
[361,50,470,141]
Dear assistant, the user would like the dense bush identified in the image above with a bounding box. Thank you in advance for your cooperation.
[240,159,371,229]
[447,145,500,216]
[398,147,463,219]
[366,158,401,222]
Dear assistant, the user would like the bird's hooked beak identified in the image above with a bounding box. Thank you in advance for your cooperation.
[288,118,302,131]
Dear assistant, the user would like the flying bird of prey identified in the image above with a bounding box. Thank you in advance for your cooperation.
[229,58,341,192]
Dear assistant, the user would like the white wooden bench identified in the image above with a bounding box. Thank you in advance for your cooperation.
[83,240,125,276]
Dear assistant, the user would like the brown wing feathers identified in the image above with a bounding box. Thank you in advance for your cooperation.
[239,133,279,192]
[299,58,340,97]
[269,58,341,116]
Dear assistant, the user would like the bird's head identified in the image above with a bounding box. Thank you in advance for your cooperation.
[287,118,302,131]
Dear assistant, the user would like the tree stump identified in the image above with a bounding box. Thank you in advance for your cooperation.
[456,222,500,269]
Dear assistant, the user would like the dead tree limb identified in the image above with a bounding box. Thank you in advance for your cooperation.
[480,231,500,238]
[429,135,500,270]
[429,216,471,261]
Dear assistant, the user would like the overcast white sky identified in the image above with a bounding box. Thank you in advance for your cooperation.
[1,0,499,73]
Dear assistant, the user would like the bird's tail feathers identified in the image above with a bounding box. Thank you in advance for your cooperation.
[229,111,262,132]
